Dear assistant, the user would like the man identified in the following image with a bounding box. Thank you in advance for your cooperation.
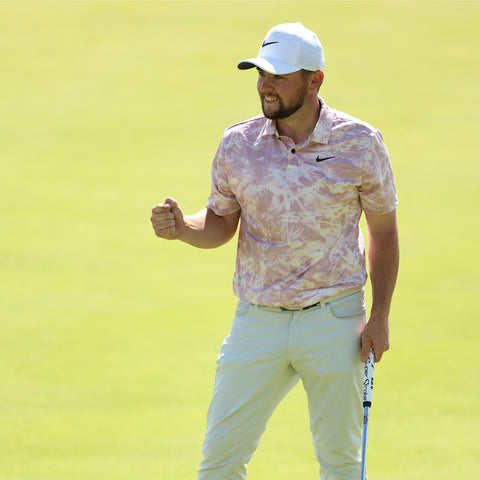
[151,22,399,480]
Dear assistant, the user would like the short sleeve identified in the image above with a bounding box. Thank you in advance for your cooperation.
[206,137,241,216]
[359,130,398,215]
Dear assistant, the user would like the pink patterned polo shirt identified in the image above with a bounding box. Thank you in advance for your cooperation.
[207,97,398,309]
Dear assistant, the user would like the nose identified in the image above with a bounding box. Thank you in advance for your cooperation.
[257,75,274,93]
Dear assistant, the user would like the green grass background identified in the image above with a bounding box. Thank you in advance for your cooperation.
[1,1,479,478]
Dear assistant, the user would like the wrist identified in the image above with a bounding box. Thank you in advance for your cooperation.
[368,310,389,324]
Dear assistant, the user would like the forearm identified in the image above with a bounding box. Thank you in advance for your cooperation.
[368,223,399,320]
[180,208,240,249]
[361,210,399,361]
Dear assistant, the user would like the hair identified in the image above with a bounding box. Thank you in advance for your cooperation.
[300,69,313,78]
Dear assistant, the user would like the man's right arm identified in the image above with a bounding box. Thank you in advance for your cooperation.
[150,197,240,249]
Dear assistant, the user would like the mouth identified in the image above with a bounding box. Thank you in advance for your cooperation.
[262,95,279,105]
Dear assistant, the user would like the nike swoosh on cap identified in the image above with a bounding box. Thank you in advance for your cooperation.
[316,156,335,162]
[261,41,279,48]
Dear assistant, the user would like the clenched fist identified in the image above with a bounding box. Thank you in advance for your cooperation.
[150,197,185,240]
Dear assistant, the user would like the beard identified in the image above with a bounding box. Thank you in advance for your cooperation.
[260,82,309,120]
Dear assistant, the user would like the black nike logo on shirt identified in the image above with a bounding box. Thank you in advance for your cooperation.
[261,41,279,48]
[316,156,335,162]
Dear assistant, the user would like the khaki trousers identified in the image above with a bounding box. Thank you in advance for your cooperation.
[198,289,366,480]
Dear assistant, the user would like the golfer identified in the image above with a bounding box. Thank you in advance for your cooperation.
[151,22,399,480]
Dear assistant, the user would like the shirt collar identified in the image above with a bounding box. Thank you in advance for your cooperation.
[311,96,333,145]
[255,96,333,146]
[255,116,277,143]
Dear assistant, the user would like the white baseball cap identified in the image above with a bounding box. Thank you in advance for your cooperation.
[237,22,325,74]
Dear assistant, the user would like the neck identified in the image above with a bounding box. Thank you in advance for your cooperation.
[276,96,320,144]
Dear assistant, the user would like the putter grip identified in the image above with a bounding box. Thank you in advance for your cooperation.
[362,349,375,407]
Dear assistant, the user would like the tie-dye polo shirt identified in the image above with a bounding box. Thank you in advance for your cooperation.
[207,97,398,309]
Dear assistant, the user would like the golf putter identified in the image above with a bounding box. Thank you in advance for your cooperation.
[360,349,375,480]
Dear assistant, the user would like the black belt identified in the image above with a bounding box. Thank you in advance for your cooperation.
[280,301,322,312]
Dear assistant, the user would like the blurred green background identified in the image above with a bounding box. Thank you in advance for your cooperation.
[1,1,479,479]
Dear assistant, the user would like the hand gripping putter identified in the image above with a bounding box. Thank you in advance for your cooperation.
[360,349,375,480]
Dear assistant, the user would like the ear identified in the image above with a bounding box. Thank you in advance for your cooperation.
[311,71,324,90]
